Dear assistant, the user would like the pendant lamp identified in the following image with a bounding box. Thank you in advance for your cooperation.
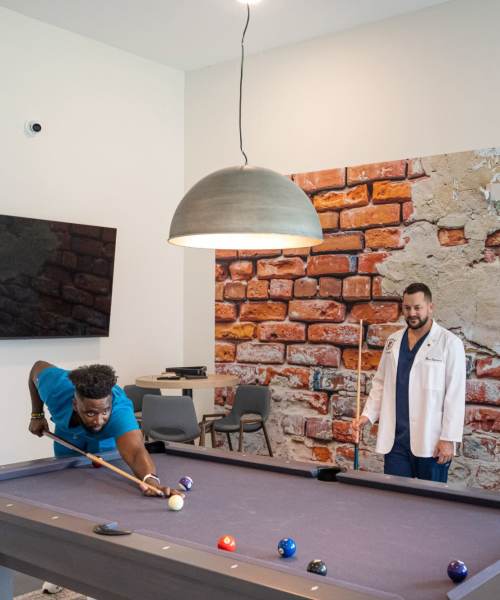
[168,2,323,250]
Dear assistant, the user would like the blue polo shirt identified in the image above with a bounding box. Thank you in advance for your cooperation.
[36,367,139,456]
[394,329,430,448]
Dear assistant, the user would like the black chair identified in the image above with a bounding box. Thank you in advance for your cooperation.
[123,384,161,429]
[202,385,273,456]
[142,394,206,445]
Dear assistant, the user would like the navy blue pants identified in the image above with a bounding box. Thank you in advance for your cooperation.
[384,443,451,483]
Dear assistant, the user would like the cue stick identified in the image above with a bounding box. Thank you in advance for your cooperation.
[354,319,363,470]
[43,431,164,496]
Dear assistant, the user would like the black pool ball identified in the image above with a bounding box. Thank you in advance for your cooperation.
[307,559,327,576]
[447,560,468,583]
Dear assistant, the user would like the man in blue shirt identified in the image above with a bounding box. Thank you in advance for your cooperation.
[28,361,182,498]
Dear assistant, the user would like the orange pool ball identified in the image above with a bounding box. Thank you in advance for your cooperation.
[217,535,236,552]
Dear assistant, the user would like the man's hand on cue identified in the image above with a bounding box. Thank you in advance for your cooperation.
[29,416,49,437]
[433,440,453,464]
[139,477,185,498]
[352,415,370,443]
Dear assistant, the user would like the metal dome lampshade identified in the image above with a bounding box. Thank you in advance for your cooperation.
[169,165,323,249]
[168,3,323,250]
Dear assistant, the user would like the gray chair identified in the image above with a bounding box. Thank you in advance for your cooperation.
[203,385,273,456]
[123,384,161,426]
[142,394,205,445]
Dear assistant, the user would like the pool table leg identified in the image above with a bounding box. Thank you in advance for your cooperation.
[0,565,13,600]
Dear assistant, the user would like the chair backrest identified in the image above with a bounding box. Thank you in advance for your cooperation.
[142,394,199,438]
[123,385,161,413]
[230,385,271,420]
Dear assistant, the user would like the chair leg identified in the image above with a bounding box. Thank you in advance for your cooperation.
[226,432,233,451]
[200,426,206,447]
[211,426,216,448]
[238,424,244,452]
[262,422,273,457]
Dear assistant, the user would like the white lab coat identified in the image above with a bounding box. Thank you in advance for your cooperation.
[362,321,466,457]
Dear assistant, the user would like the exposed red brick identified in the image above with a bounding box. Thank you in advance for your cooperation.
[485,230,500,247]
[308,323,361,346]
[216,363,258,385]
[215,342,236,362]
[238,249,281,258]
[224,281,246,300]
[372,181,412,204]
[466,380,500,406]
[318,277,342,298]
[215,263,227,281]
[335,445,355,460]
[402,201,414,223]
[372,276,400,300]
[258,366,311,388]
[270,388,329,415]
[340,204,401,230]
[332,420,355,443]
[319,212,339,230]
[257,257,305,279]
[350,302,400,324]
[215,322,256,340]
[483,248,500,263]
[269,279,293,299]
[289,299,346,322]
[343,348,382,370]
[464,406,500,432]
[407,158,426,179]
[365,228,403,249]
[342,276,371,301]
[287,344,341,367]
[305,418,333,440]
[367,323,405,347]
[307,255,356,276]
[358,252,389,274]
[215,282,224,301]
[347,160,406,185]
[312,232,364,253]
[236,342,285,364]
[247,279,269,299]
[438,228,467,246]
[240,301,287,321]
[293,168,346,192]
[283,247,310,257]
[216,250,238,260]
[257,322,306,342]
[294,277,318,298]
[229,261,253,280]
[312,447,333,462]
[476,357,500,379]
[282,414,306,435]
[312,185,369,211]
[215,302,237,322]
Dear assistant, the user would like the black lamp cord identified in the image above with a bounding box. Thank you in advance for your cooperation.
[239,3,250,166]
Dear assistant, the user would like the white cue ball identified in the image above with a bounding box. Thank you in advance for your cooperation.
[168,495,184,511]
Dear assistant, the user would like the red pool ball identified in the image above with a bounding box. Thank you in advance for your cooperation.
[92,457,103,468]
[217,535,236,552]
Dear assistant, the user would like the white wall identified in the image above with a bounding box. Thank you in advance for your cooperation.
[184,0,500,388]
[0,8,185,464]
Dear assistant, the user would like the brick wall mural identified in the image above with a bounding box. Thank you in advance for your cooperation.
[214,148,500,490]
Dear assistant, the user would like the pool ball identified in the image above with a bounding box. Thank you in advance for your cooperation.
[447,560,468,583]
[91,457,102,468]
[277,538,296,558]
[179,476,193,492]
[307,559,327,576]
[168,495,184,511]
[217,535,236,552]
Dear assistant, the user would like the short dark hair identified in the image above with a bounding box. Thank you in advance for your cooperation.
[403,282,432,302]
[69,364,117,399]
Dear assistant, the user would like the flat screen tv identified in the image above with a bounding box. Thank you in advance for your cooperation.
[0,214,117,338]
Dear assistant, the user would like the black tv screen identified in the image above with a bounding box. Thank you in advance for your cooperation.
[0,214,117,338]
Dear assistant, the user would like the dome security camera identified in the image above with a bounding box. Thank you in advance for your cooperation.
[25,121,42,136]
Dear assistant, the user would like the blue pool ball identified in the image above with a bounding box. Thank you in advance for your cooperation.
[447,560,468,583]
[179,476,193,492]
[277,538,296,558]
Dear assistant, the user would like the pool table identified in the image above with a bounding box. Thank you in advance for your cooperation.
[0,442,498,600]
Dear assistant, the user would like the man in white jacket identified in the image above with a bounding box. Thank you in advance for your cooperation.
[352,283,466,482]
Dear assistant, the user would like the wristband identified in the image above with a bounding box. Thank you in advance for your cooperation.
[142,473,160,485]
[31,412,45,419]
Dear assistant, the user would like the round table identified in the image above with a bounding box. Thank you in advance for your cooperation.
[135,373,239,398]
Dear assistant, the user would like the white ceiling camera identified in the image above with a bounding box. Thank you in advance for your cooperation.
[25,121,42,136]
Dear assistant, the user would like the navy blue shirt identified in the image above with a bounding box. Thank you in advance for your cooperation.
[394,329,430,447]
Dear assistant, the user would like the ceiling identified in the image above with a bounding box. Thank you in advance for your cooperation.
[0,0,451,71]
